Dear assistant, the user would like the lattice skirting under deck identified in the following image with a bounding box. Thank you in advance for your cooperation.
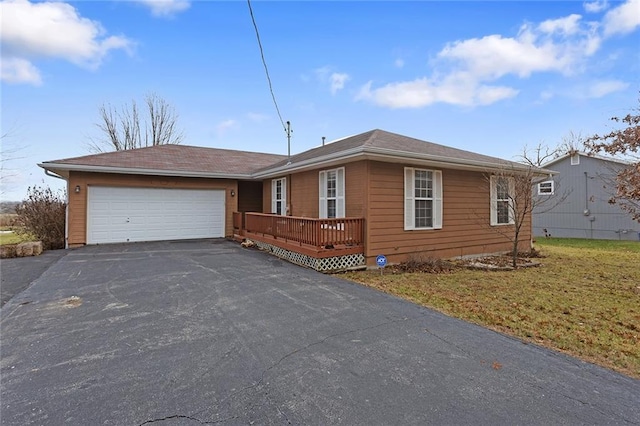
[253,241,365,272]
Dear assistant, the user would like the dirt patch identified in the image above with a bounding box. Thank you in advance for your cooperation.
[63,296,82,308]
[391,251,542,273]
[393,259,458,274]
[463,256,541,271]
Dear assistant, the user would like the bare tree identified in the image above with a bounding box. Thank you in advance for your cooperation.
[554,131,586,158]
[584,97,640,222]
[89,93,184,152]
[1,125,25,197]
[478,143,570,268]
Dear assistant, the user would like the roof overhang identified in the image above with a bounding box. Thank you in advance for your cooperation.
[542,151,633,168]
[252,146,556,179]
[40,147,556,182]
[38,163,254,180]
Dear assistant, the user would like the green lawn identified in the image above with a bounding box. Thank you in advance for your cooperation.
[0,231,35,246]
[536,237,640,252]
[342,238,640,378]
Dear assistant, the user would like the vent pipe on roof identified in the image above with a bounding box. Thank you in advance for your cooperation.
[322,136,326,146]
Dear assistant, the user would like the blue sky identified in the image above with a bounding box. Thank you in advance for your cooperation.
[1,0,639,201]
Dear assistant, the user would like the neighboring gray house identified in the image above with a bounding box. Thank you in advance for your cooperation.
[533,152,639,241]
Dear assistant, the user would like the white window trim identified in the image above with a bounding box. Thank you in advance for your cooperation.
[537,180,555,195]
[404,167,443,230]
[319,167,345,219]
[570,153,580,165]
[271,177,287,216]
[490,175,515,226]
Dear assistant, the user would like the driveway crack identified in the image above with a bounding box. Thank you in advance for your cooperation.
[265,314,424,378]
[422,326,473,357]
[138,414,212,425]
[211,314,426,419]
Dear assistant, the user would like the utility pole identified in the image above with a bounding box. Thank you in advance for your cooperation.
[286,121,292,161]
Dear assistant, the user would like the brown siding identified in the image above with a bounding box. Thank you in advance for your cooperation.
[344,161,367,218]
[262,180,270,213]
[263,161,368,218]
[67,171,237,246]
[289,170,318,217]
[238,180,262,212]
[365,161,532,266]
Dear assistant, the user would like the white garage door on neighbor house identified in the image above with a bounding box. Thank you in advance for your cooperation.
[87,186,225,244]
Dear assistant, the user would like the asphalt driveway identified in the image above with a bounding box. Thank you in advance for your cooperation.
[1,240,638,425]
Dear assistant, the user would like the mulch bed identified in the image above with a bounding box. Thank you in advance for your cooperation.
[394,250,543,273]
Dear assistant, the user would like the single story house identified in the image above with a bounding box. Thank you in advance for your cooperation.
[533,151,639,240]
[40,129,546,271]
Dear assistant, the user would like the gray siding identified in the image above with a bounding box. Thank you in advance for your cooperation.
[533,154,640,241]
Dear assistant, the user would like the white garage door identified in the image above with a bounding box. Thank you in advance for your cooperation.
[87,186,225,244]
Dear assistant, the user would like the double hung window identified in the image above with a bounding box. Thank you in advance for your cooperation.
[404,167,443,230]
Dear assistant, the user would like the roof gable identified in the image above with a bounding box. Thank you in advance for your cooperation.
[255,129,533,176]
[542,151,632,168]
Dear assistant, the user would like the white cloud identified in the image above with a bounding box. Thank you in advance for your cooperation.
[216,119,236,135]
[1,57,42,85]
[585,79,629,98]
[247,112,268,122]
[356,74,518,108]
[539,90,555,102]
[133,0,191,17]
[538,14,582,36]
[439,20,601,79]
[314,66,350,94]
[314,66,331,79]
[358,11,607,108]
[0,0,133,85]
[394,58,405,68]
[602,0,640,36]
[330,73,350,95]
[584,0,609,13]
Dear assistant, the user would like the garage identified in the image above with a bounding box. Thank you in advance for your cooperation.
[87,186,225,244]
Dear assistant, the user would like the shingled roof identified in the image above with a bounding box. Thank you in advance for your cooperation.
[253,129,536,177]
[40,144,287,178]
[40,129,547,179]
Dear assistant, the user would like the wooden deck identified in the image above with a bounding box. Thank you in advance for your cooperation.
[233,212,365,258]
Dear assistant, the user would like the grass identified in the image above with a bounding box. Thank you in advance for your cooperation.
[0,230,35,245]
[342,238,640,378]
[536,237,640,251]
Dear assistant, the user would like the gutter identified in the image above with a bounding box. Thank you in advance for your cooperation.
[40,146,557,182]
[252,146,556,179]
[44,169,66,181]
[38,163,254,180]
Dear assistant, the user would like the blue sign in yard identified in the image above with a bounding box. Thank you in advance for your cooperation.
[376,254,387,268]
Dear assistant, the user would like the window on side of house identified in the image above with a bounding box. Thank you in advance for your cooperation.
[319,167,345,218]
[537,180,554,195]
[404,167,443,230]
[490,175,514,225]
[271,177,286,215]
[570,153,580,165]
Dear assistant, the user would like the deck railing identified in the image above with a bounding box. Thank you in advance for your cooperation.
[232,211,245,232]
[239,212,364,248]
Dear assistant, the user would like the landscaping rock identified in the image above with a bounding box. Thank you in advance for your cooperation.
[0,244,17,259]
[16,243,33,257]
[1,241,44,258]
[31,241,43,255]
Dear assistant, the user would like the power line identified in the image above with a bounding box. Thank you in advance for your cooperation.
[246,0,286,132]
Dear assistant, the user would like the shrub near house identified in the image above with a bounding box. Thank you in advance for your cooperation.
[16,186,66,250]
